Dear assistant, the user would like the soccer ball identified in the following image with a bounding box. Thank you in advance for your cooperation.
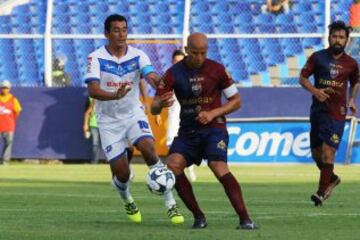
[146,166,176,195]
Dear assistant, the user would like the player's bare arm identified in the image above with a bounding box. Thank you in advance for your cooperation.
[348,82,360,115]
[299,75,330,102]
[145,72,161,89]
[88,81,131,101]
[196,93,241,125]
[150,92,174,115]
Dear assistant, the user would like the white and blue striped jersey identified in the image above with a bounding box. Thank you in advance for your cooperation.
[84,45,155,123]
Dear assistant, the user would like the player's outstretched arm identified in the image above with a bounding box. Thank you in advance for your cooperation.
[88,81,130,101]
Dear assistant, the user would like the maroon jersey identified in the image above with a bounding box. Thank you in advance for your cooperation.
[156,58,234,132]
[301,49,359,120]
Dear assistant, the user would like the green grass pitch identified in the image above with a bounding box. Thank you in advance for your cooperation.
[1,164,360,240]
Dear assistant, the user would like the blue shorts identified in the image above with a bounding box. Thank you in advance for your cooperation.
[169,128,228,166]
[310,111,345,150]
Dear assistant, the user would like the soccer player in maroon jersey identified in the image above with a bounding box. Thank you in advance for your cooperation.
[299,21,360,206]
[151,33,258,229]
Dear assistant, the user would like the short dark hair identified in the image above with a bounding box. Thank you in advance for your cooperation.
[104,14,127,33]
[328,21,352,38]
[172,49,185,60]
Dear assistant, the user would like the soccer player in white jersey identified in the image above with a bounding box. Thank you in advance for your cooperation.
[84,14,184,224]
[167,50,197,182]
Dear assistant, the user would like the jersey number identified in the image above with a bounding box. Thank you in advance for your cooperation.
[137,120,149,130]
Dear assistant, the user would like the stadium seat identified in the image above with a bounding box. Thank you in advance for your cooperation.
[191,2,209,12]
[235,25,255,33]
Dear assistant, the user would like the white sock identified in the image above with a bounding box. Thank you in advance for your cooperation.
[112,176,134,204]
[149,159,164,169]
[164,190,176,209]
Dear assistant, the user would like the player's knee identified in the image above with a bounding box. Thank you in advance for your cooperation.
[167,159,184,175]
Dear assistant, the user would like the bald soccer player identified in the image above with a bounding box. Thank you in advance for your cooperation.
[151,33,258,230]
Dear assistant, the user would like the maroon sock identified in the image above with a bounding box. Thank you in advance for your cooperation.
[315,160,323,170]
[174,173,204,219]
[219,172,250,224]
[318,163,334,195]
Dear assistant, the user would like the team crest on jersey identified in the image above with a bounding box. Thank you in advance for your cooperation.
[329,64,339,79]
[195,105,202,113]
[191,83,202,96]
[217,140,227,150]
[330,134,339,144]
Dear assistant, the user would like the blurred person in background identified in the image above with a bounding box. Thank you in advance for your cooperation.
[83,96,101,164]
[347,0,360,54]
[52,57,71,86]
[349,0,360,32]
[166,49,196,182]
[0,80,22,165]
[261,0,290,14]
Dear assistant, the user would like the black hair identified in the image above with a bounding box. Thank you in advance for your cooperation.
[104,14,127,33]
[172,49,185,60]
[328,20,352,38]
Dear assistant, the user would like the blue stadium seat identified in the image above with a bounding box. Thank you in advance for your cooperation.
[132,25,152,34]
[153,14,171,24]
[191,2,209,12]
[232,2,251,13]
[234,13,252,25]
[255,14,274,24]
[53,4,69,14]
[275,14,294,25]
[111,4,129,13]
[153,25,173,34]
[235,25,255,33]
[214,24,234,33]
[302,38,322,48]
[134,2,150,12]
[153,2,170,12]
[292,2,312,12]
[132,14,151,26]
[299,24,318,33]
[192,24,213,33]
[212,2,230,13]
[0,16,10,24]
[257,24,276,33]
[279,24,298,33]
[266,53,285,66]
[13,25,31,34]
[69,4,89,14]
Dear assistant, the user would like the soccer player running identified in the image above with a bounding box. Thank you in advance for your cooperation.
[151,33,258,229]
[84,14,184,224]
[299,21,360,206]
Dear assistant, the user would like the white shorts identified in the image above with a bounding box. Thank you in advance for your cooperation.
[98,111,154,161]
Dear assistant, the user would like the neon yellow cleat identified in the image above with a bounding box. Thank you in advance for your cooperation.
[168,205,184,224]
[125,202,142,223]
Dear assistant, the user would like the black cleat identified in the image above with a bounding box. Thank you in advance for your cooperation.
[192,217,207,229]
[237,221,259,230]
[324,175,341,200]
[311,193,324,206]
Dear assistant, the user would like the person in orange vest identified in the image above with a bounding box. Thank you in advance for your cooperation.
[0,80,22,165]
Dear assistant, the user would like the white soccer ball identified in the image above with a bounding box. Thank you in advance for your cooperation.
[146,166,176,195]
